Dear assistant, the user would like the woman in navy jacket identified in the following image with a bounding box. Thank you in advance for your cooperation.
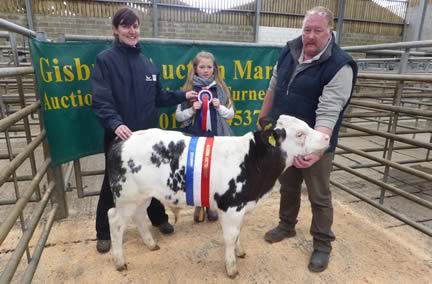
[91,7,196,253]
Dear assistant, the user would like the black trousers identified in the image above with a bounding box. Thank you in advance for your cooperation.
[278,152,336,253]
[95,131,169,240]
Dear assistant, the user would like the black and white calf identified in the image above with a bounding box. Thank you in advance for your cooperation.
[107,115,329,277]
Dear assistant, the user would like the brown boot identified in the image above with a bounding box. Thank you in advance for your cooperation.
[193,207,205,223]
[264,224,296,243]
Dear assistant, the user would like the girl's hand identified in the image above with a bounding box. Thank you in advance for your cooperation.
[212,98,220,109]
[192,101,202,112]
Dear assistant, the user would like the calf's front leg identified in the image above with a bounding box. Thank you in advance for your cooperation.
[219,210,246,278]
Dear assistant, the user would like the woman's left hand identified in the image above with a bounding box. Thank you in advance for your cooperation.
[212,98,220,109]
[186,90,198,100]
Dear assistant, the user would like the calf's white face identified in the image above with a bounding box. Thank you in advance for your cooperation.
[275,115,330,163]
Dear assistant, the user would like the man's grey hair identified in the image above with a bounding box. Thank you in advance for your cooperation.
[304,6,335,30]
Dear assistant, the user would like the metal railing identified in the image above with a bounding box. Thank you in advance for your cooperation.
[0,19,67,284]
[334,39,432,237]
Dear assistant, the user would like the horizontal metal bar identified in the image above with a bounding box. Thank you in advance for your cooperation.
[349,99,432,117]
[333,162,432,209]
[344,40,432,51]
[342,122,432,149]
[330,180,432,237]
[81,191,100,197]
[357,73,432,82]
[63,34,286,48]
[0,157,51,246]
[0,19,37,38]
[363,50,431,56]
[335,145,418,154]
[353,93,432,98]
[337,144,432,181]
[0,101,40,131]
[0,131,46,189]
[334,157,432,170]
[0,31,10,38]
[21,204,58,284]
[0,181,55,283]
[5,175,34,182]
[81,169,104,177]
[0,197,40,206]
[344,111,390,118]
[0,67,34,78]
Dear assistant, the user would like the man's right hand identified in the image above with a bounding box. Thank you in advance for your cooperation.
[115,125,133,140]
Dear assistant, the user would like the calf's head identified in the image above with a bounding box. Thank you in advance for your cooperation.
[259,115,330,164]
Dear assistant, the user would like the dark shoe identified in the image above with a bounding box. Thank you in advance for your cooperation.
[264,224,296,243]
[158,221,174,235]
[308,250,330,272]
[96,239,111,253]
[193,207,205,223]
[206,208,218,222]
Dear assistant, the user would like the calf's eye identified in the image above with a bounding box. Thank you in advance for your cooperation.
[296,131,304,138]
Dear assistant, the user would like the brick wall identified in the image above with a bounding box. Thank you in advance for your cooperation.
[0,13,402,45]
[158,21,254,42]
[341,33,402,47]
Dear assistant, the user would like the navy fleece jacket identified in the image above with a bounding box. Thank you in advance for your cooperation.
[91,40,186,132]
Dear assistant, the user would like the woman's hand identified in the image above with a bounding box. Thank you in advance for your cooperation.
[186,90,198,100]
[192,101,202,112]
[212,98,220,109]
[114,125,133,140]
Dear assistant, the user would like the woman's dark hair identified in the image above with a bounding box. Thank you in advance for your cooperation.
[112,7,140,28]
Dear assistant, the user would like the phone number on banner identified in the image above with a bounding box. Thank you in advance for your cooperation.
[159,109,262,130]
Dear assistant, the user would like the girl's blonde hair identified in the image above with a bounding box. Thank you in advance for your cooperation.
[182,51,232,108]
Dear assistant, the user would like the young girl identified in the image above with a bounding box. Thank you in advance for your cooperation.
[176,51,234,223]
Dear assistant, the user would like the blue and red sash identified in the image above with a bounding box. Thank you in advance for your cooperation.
[186,137,215,207]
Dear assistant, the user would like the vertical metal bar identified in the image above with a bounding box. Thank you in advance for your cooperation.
[416,0,428,41]
[254,0,261,43]
[74,159,85,198]
[335,0,346,45]
[152,0,159,38]
[9,32,41,201]
[25,0,34,31]
[380,48,410,203]
[46,165,68,220]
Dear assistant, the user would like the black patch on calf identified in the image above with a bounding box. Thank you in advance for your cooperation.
[127,159,142,173]
[214,131,287,212]
[150,140,186,193]
[108,139,127,199]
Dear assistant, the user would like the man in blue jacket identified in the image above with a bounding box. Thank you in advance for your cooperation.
[91,7,196,253]
[259,6,357,272]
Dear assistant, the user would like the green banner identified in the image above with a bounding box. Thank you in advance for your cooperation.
[30,38,281,165]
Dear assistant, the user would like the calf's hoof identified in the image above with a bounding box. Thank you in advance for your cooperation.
[225,261,238,278]
[149,244,160,251]
[236,250,246,258]
[115,263,127,271]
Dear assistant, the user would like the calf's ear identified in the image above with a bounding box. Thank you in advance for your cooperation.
[258,117,276,131]
[261,128,285,147]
